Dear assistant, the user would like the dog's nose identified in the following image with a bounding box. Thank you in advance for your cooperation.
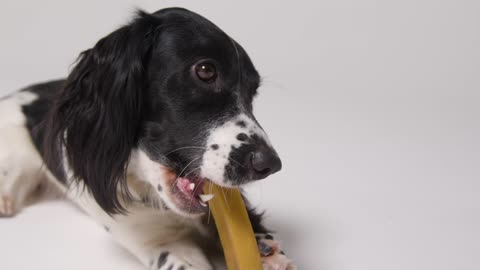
[250,147,282,180]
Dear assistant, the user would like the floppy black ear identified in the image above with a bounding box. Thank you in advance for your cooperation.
[45,12,160,214]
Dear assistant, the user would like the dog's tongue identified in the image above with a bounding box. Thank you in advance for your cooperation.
[177,178,193,195]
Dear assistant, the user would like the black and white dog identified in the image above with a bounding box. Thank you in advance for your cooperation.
[0,8,295,270]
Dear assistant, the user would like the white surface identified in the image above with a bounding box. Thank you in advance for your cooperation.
[1,0,479,269]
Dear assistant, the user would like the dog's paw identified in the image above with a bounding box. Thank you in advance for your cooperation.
[152,251,212,270]
[0,195,16,217]
[256,234,297,270]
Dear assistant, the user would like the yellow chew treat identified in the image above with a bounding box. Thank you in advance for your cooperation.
[204,181,263,270]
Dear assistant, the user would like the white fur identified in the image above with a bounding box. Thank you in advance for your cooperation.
[63,180,212,270]
[0,92,47,216]
[200,113,272,186]
[0,91,37,125]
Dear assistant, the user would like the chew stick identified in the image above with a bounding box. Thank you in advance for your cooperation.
[204,181,263,270]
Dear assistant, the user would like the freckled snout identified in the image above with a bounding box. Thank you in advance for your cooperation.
[249,145,282,180]
[200,114,284,186]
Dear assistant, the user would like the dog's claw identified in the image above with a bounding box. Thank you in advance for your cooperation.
[258,241,274,257]
[255,233,297,270]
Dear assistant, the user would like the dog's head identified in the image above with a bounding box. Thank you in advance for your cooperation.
[46,8,281,217]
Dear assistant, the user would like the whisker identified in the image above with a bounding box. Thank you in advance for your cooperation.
[187,168,204,214]
[226,157,246,168]
[205,179,212,223]
[221,187,231,211]
[165,146,207,156]
[165,145,247,169]
[191,172,204,195]
[183,166,202,180]
[207,205,212,224]
[171,157,202,190]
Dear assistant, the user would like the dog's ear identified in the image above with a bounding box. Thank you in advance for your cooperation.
[45,12,160,214]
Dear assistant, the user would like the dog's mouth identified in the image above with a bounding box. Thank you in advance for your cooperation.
[164,174,216,216]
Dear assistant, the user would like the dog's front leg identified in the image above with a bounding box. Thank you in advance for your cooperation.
[98,209,213,270]
[143,239,213,270]
[70,190,213,270]
[106,223,213,270]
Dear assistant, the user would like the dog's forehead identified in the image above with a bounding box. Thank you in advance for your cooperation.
[151,9,261,92]
[157,24,234,61]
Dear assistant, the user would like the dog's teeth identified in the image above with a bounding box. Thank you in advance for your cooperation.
[189,183,195,190]
[199,201,207,207]
[199,194,215,203]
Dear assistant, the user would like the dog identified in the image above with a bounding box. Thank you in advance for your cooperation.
[0,7,296,270]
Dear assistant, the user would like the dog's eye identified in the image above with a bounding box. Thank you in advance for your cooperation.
[195,62,217,83]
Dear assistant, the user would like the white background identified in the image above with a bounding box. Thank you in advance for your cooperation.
[1,1,479,269]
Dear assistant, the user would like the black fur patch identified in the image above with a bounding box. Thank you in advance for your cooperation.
[21,80,66,182]
[236,133,248,141]
[157,251,169,268]
[236,120,246,127]
[211,144,219,150]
